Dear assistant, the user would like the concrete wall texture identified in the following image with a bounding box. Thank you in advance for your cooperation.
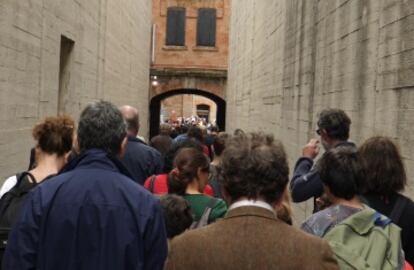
[0,0,152,180]
[227,0,414,222]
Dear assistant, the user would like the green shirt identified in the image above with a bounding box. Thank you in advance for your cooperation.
[183,194,227,223]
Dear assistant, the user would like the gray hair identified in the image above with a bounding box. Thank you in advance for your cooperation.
[78,101,127,155]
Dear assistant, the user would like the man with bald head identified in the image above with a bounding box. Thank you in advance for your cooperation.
[119,105,163,185]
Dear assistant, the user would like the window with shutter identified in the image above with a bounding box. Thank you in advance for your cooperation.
[166,7,186,46]
[197,8,217,47]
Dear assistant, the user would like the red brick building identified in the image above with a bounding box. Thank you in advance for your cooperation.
[149,0,230,137]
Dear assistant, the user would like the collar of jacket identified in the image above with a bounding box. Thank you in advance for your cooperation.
[334,141,356,149]
[59,149,134,180]
[228,199,275,213]
[127,135,146,145]
[225,205,277,221]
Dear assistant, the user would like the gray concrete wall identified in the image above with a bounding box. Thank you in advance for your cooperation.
[227,0,414,223]
[0,0,152,180]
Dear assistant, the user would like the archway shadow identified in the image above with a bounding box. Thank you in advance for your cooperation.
[149,89,226,138]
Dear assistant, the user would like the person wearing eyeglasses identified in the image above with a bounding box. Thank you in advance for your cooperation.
[290,108,355,212]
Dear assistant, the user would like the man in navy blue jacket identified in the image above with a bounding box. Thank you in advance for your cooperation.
[3,101,168,270]
[290,108,355,212]
[120,105,163,185]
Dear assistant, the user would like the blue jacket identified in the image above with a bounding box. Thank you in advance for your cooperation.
[290,141,356,204]
[3,149,168,270]
[121,136,163,185]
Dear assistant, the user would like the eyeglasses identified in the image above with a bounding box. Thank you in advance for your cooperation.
[316,129,321,135]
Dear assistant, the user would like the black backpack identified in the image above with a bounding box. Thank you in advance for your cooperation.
[0,172,39,265]
[0,172,39,228]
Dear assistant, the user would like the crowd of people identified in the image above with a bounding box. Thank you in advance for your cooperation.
[0,101,413,269]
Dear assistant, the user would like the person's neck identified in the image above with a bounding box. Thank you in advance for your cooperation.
[330,139,347,148]
[127,131,138,138]
[29,153,64,183]
[185,180,202,195]
[211,156,221,166]
[331,196,364,209]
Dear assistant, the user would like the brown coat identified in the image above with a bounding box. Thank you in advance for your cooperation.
[166,206,338,270]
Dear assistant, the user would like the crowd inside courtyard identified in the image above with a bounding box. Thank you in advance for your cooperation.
[0,101,413,270]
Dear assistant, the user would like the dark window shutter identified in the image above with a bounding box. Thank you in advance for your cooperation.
[166,7,185,46]
[197,8,216,47]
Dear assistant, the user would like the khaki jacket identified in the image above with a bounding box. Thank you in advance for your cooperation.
[166,206,338,270]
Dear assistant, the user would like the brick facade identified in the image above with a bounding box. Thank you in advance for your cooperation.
[150,0,229,136]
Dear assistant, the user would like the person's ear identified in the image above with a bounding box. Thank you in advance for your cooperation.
[73,136,80,154]
[196,167,203,179]
[119,137,128,158]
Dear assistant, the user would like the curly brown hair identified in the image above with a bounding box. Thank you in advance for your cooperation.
[219,133,289,204]
[32,115,75,157]
[358,136,406,195]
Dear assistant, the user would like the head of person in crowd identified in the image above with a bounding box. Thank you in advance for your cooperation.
[233,128,245,136]
[358,136,406,196]
[78,101,127,156]
[219,132,289,207]
[160,194,193,239]
[119,105,139,137]
[168,148,210,195]
[187,125,204,143]
[163,140,203,173]
[159,123,172,136]
[212,132,229,159]
[31,115,75,179]
[180,125,189,135]
[317,108,351,150]
[170,127,179,139]
[316,147,362,204]
[209,125,219,135]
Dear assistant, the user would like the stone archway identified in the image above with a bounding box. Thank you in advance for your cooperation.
[149,88,226,138]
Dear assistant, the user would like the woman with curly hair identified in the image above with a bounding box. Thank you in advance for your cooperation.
[359,136,414,266]
[0,115,75,226]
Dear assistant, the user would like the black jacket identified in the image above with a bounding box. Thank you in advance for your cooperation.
[290,141,356,204]
[3,149,168,270]
[363,192,414,266]
[121,136,163,185]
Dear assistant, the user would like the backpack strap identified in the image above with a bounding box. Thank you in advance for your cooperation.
[389,195,409,224]
[148,175,157,193]
[198,197,218,224]
[190,197,218,229]
[15,172,37,187]
[206,197,218,209]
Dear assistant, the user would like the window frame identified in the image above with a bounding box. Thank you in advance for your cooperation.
[165,7,186,46]
[196,8,217,47]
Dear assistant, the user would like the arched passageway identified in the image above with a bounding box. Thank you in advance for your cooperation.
[149,89,226,138]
